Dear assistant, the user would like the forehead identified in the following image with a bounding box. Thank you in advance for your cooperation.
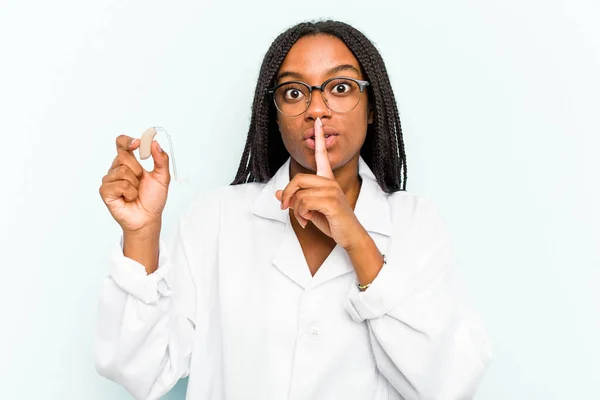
[278,34,362,79]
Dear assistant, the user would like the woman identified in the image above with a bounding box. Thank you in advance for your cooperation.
[97,20,492,400]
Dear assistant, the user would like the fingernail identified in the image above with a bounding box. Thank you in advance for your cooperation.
[129,138,136,147]
[157,142,163,153]
[316,117,323,127]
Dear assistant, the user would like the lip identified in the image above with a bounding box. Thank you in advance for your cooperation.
[305,134,338,150]
[303,125,340,141]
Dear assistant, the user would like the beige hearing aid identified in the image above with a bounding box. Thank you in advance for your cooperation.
[139,127,157,160]
[137,126,179,181]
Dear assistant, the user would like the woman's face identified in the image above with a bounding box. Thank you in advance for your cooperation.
[275,34,373,172]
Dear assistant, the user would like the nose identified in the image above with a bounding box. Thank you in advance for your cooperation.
[304,90,331,121]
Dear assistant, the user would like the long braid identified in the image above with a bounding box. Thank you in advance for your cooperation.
[343,27,395,190]
[332,21,405,192]
[231,20,408,193]
[349,25,405,192]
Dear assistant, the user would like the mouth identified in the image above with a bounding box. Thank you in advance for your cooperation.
[304,134,339,150]
[303,125,340,141]
[307,134,337,140]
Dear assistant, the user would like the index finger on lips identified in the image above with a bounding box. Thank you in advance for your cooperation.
[314,117,334,179]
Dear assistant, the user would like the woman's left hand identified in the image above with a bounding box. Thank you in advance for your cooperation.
[275,118,367,251]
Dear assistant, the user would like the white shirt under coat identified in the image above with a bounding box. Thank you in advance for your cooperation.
[95,156,493,400]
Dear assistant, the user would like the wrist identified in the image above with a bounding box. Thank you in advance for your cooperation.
[344,228,385,288]
[122,222,162,275]
[343,225,371,254]
[123,221,162,240]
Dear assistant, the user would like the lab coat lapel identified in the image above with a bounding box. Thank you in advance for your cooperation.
[251,158,312,289]
[353,156,392,238]
[310,157,392,288]
[251,156,392,290]
[272,215,313,289]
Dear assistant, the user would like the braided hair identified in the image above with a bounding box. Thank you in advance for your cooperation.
[230,20,407,193]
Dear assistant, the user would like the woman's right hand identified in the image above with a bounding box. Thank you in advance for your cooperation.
[99,134,171,234]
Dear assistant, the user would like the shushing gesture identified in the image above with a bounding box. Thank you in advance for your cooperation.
[276,117,366,250]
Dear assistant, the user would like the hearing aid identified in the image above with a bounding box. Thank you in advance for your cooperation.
[139,127,157,160]
[137,126,179,181]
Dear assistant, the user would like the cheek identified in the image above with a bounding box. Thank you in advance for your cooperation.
[347,109,370,146]
[278,118,302,151]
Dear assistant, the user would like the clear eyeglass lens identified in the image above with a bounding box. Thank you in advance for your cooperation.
[274,79,362,116]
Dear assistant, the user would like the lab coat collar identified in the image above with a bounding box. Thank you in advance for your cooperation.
[251,156,392,237]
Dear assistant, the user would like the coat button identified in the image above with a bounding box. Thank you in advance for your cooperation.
[310,327,320,337]
[157,279,170,295]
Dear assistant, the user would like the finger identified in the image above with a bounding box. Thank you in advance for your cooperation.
[275,188,307,227]
[302,210,313,220]
[115,134,139,152]
[273,188,307,226]
[149,140,171,186]
[296,195,336,218]
[280,175,309,210]
[296,196,313,219]
[102,164,140,189]
[290,187,333,211]
[314,117,334,179]
[100,180,139,203]
[292,188,336,217]
[292,208,308,228]
[120,181,139,202]
[109,149,144,178]
[296,199,314,221]
[280,174,334,209]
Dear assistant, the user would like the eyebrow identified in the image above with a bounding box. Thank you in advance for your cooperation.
[276,64,361,82]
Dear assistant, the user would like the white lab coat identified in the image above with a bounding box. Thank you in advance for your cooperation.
[95,156,492,400]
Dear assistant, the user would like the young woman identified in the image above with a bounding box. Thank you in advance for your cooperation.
[97,20,492,400]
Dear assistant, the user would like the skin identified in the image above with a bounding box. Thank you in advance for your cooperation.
[99,135,171,275]
[273,35,384,286]
[98,34,386,283]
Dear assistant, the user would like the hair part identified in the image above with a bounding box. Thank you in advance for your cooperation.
[231,20,407,193]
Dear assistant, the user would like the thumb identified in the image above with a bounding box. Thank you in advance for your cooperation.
[149,140,171,183]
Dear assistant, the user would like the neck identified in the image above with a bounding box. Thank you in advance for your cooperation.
[289,154,362,208]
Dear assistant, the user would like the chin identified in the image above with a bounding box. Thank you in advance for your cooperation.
[303,150,347,172]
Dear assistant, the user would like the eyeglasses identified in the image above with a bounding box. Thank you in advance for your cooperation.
[266,76,370,117]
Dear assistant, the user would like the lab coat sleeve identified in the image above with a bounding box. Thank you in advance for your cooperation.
[94,193,220,400]
[344,196,493,400]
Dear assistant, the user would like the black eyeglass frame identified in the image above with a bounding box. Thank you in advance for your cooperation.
[266,76,371,116]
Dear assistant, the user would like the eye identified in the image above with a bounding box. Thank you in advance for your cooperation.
[284,88,305,101]
[332,83,351,94]
[326,79,357,96]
